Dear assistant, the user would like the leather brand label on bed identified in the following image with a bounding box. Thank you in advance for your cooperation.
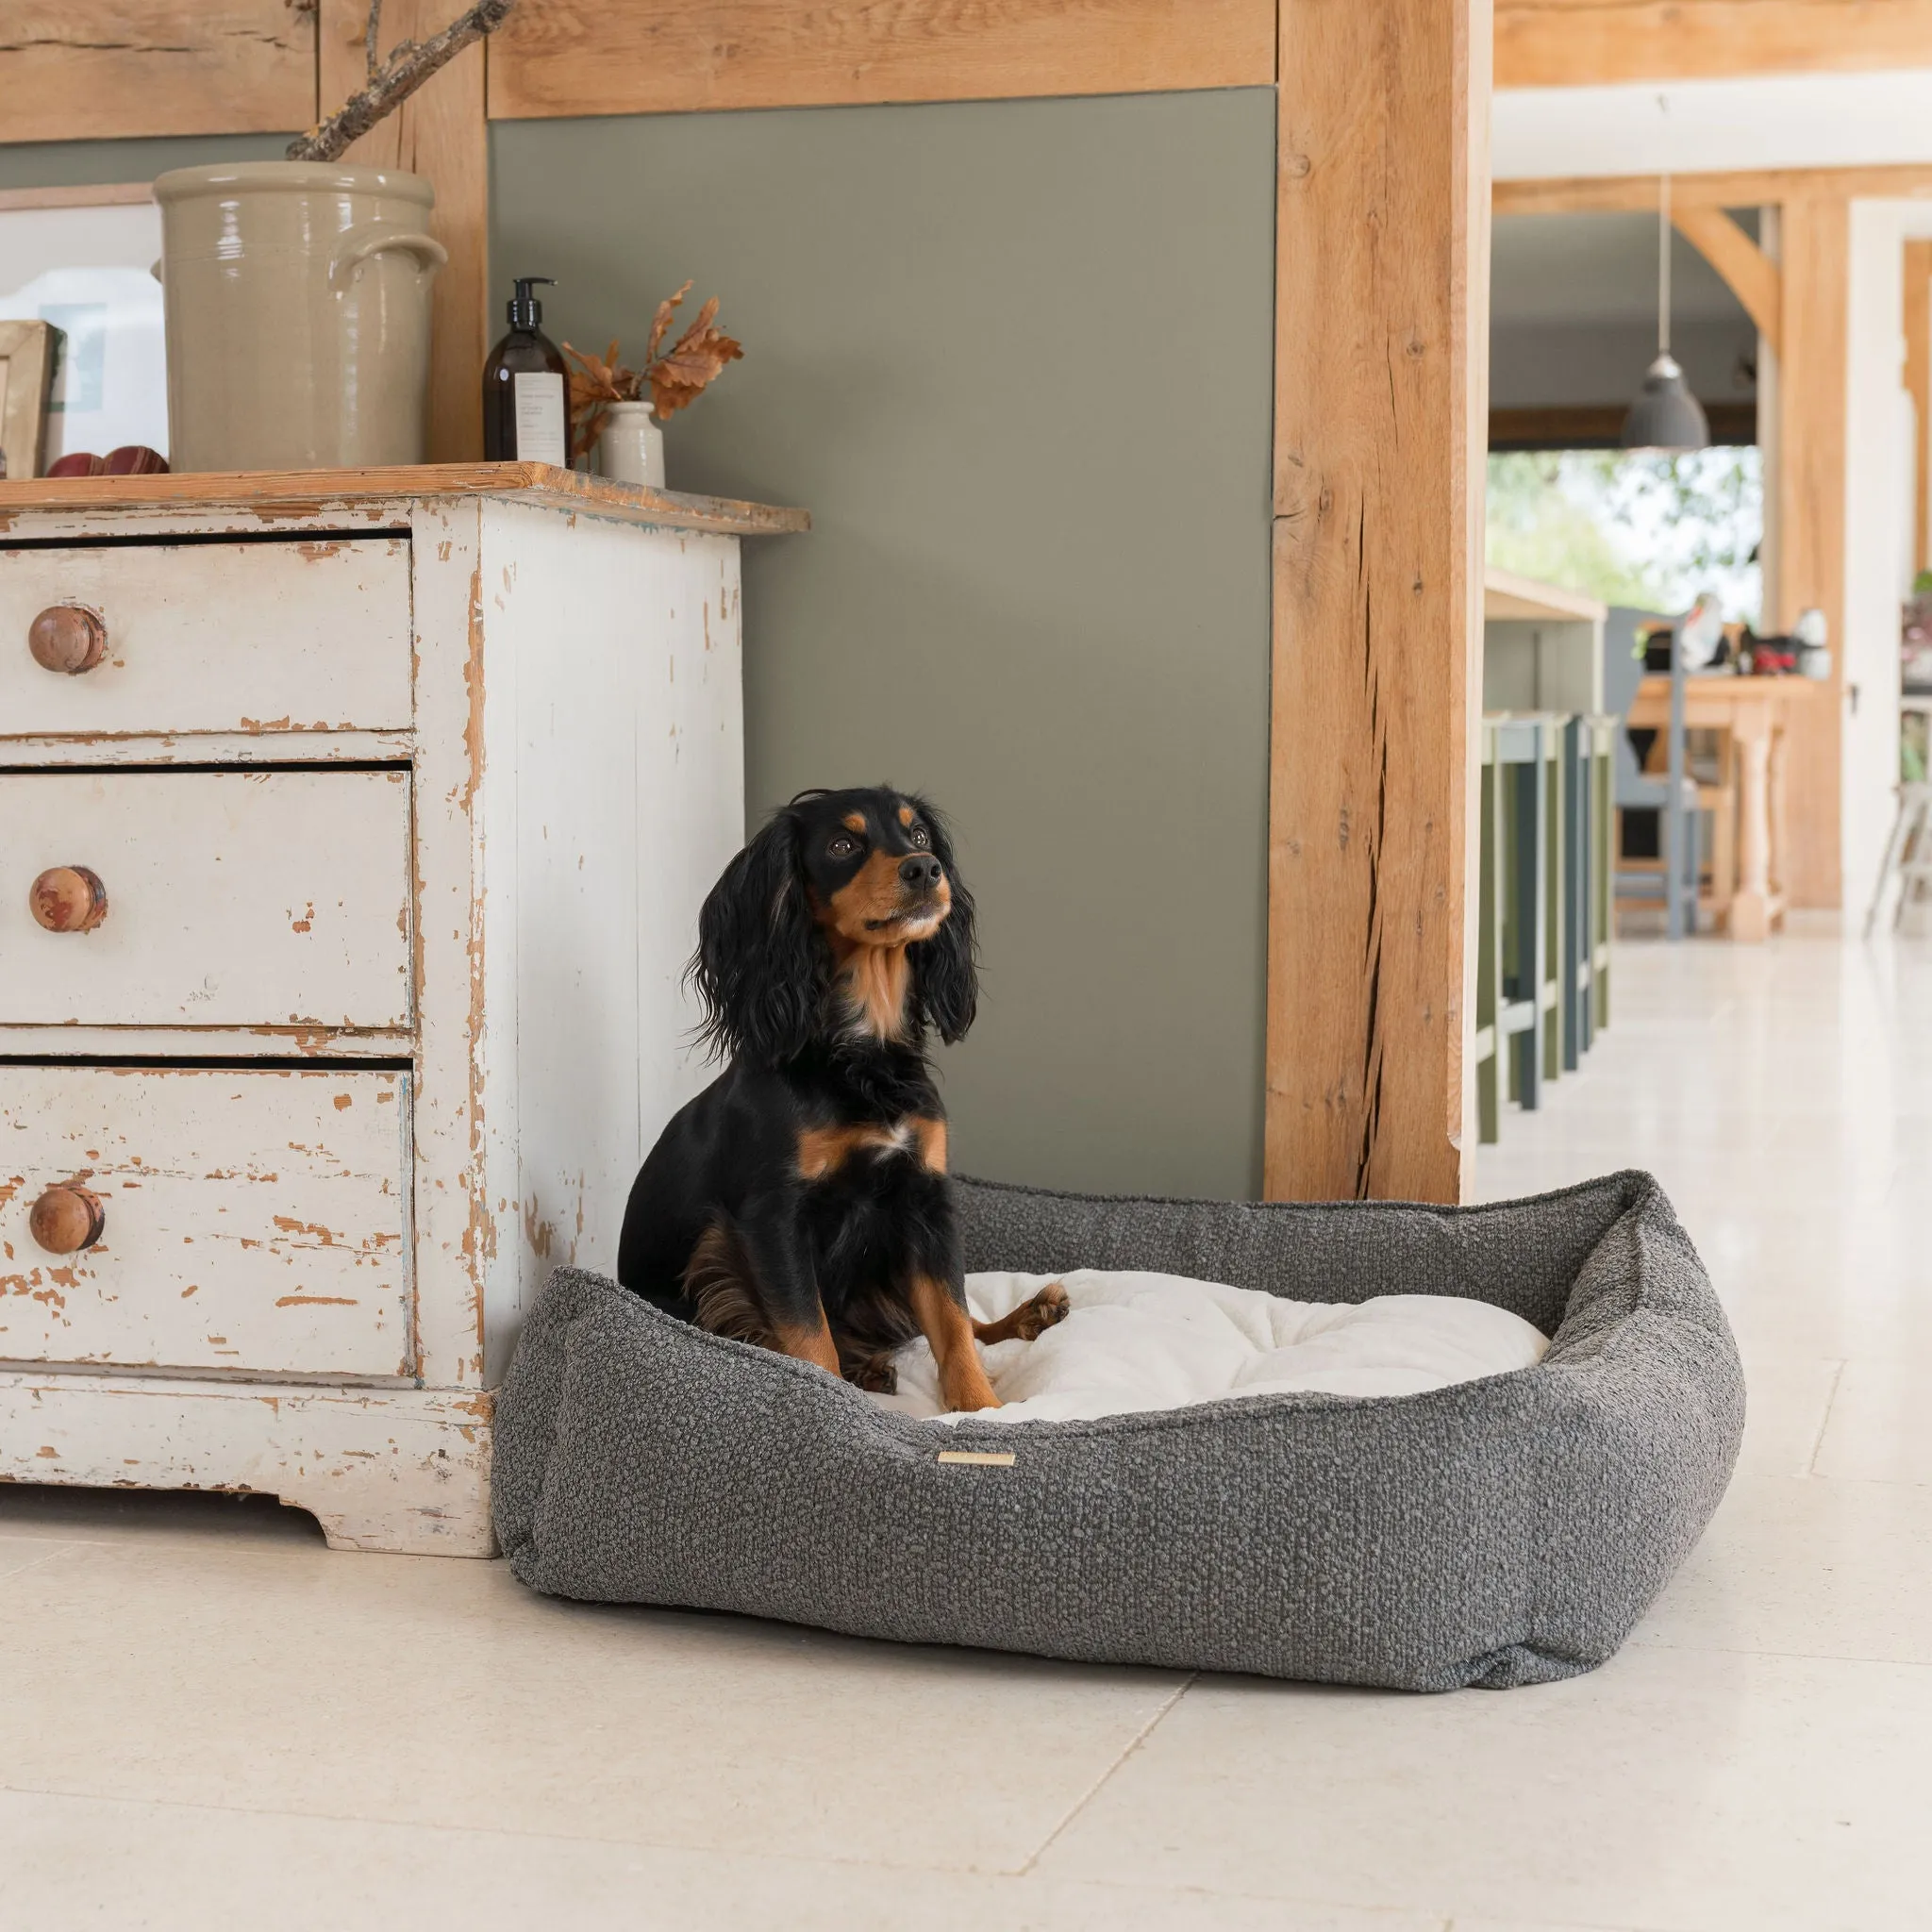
[936,1450,1017,1468]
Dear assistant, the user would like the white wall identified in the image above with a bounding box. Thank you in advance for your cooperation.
[1496,70,1932,182]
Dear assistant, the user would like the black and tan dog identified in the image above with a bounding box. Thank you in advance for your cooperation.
[616,786,1066,1410]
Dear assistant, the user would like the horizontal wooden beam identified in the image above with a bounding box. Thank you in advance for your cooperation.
[1673,205,1782,355]
[486,0,1275,118]
[1496,0,1932,90]
[1495,163,1932,215]
[0,2,315,142]
[1490,402,1757,447]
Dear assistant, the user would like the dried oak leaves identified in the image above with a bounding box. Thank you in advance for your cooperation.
[563,282,744,460]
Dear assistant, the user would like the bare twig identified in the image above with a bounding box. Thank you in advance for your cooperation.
[364,0,383,79]
[287,0,514,165]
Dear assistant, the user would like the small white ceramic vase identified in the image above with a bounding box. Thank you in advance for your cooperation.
[595,400,665,488]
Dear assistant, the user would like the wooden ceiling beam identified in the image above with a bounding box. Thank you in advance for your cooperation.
[1496,164,1932,215]
[1673,206,1782,354]
[0,1,315,142]
[486,0,1275,118]
[1496,0,1932,90]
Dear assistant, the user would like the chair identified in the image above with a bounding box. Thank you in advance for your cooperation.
[1605,606,1701,937]
[1863,782,1932,938]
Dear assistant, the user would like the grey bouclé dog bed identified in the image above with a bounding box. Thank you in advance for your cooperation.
[492,1170,1742,1690]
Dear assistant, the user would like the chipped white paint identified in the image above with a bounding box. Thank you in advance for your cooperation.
[0,1373,491,1556]
[0,537,412,737]
[0,1025,414,1061]
[0,476,767,1555]
[0,1067,411,1377]
[6,730,415,768]
[0,769,412,1027]
[484,499,745,1377]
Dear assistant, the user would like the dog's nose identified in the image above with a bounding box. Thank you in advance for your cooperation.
[899,855,943,890]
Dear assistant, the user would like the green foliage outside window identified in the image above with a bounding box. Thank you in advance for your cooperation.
[1486,448,1764,624]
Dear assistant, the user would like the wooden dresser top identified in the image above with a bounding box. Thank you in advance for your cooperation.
[0,463,810,540]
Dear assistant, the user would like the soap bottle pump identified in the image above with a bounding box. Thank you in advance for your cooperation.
[483,276,570,464]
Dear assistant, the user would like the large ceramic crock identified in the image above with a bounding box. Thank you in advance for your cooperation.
[155,162,447,472]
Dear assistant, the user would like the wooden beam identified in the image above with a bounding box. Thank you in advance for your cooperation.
[1674,206,1782,356]
[1267,0,1490,1204]
[1907,239,1932,579]
[1496,0,1932,89]
[1774,195,1848,910]
[486,0,1275,118]
[319,1,489,463]
[0,2,315,142]
[0,184,157,213]
[1496,164,1932,216]
[1490,401,1757,446]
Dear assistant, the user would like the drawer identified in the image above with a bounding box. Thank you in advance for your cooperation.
[0,536,412,738]
[0,1066,411,1376]
[0,770,412,1028]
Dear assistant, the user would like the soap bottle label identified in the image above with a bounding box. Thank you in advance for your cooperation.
[512,371,567,465]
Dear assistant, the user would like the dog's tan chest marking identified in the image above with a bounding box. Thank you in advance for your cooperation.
[795,1115,946,1181]
[838,942,912,1041]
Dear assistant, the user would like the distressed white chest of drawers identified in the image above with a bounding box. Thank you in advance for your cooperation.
[0,465,804,1554]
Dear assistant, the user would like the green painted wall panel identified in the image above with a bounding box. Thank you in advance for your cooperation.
[494,92,1275,1198]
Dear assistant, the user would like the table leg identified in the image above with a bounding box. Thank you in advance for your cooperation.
[1767,721,1790,927]
[1731,718,1774,941]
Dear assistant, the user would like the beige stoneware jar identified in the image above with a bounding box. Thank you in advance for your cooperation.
[155,162,447,473]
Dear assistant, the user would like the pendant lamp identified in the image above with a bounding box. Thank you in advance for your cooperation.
[1622,157,1710,453]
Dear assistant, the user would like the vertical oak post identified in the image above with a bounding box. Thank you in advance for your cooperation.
[1774,194,1848,910]
[1266,0,1492,1202]
[320,0,491,462]
[1906,238,1932,580]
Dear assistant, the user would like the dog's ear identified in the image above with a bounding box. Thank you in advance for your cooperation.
[691,808,823,1063]
[908,796,977,1044]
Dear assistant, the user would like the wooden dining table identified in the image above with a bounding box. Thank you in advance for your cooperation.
[1625,674,1824,941]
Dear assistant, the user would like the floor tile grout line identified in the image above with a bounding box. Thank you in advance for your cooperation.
[0,1780,1472,1920]
[1627,1634,1932,1672]
[1803,1357,1849,1476]
[0,1771,1252,1896]
[0,1543,92,1584]
[1012,1672,1196,1878]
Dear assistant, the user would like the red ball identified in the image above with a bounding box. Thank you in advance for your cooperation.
[105,444,170,475]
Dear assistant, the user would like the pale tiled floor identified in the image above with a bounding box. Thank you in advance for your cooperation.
[5,924,1928,1930]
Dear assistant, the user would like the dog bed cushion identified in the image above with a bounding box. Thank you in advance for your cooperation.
[877,1270,1549,1423]
[493,1170,1743,1691]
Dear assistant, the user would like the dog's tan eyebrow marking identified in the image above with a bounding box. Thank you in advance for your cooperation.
[898,805,914,826]
[842,811,866,833]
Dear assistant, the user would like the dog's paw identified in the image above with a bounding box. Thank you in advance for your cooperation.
[1014,1280,1071,1341]
[846,1353,899,1394]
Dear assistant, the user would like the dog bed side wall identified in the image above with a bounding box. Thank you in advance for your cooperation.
[494,1171,1744,1690]
[954,1171,1652,1336]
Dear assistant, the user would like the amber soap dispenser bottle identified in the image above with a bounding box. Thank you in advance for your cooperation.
[483,276,569,463]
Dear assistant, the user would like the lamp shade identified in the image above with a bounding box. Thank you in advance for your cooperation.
[1621,354,1709,453]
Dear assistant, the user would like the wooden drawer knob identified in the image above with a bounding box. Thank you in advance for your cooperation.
[29,1185,106,1256]
[28,604,108,675]
[29,865,109,933]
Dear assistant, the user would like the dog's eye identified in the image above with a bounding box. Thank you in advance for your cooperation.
[909,826,930,850]
[828,835,859,859]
